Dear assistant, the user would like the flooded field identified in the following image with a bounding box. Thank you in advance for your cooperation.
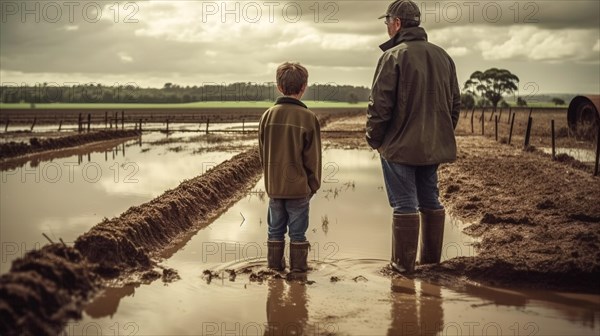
[0,131,254,274]
[66,149,599,335]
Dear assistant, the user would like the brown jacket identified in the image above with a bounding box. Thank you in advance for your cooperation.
[259,97,321,199]
[366,26,460,165]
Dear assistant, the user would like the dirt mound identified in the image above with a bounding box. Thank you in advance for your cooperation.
[0,244,100,335]
[0,130,141,160]
[75,148,262,275]
[434,136,600,292]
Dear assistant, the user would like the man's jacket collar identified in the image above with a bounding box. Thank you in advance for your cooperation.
[379,26,428,52]
[275,96,307,109]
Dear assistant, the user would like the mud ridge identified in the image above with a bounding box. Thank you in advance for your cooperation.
[75,147,262,275]
[0,148,262,335]
[0,130,141,160]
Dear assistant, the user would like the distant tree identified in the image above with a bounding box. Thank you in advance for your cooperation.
[551,97,565,106]
[460,93,475,109]
[163,83,173,90]
[463,68,520,110]
[517,97,527,107]
[500,100,510,108]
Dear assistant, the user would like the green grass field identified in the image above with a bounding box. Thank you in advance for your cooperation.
[0,101,369,109]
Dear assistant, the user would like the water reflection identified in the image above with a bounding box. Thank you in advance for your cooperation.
[265,278,309,336]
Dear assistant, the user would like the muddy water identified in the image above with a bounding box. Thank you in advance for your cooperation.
[0,132,252,274]
[540,147,597,163]
[70,149,599,335]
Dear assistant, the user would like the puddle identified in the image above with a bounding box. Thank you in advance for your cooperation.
[0,131,253,274]
[72,150,600,335]
[540,147,597,163]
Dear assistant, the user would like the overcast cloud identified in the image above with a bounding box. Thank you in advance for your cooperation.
[1,0,599,94]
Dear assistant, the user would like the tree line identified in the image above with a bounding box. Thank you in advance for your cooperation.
[0,82,371,105]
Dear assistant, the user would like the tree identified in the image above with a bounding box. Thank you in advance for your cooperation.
[500,100,510,108]
[517,97,527,107]
[551,97,565,106]
[463,68,519,110]
[460,93,475,109]
[348,93,359,104]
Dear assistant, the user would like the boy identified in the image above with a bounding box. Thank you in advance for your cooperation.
[258,62,321,273]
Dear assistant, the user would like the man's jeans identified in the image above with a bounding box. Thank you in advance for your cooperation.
[380,157,444,214]
[267,196,311,242]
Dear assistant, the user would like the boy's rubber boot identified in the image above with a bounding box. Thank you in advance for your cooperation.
[419,208,445,264]
[289,241,311,272]
[390,213,420,274]
[267,240,286,271]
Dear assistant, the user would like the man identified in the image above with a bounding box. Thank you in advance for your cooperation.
[366,0,460,273]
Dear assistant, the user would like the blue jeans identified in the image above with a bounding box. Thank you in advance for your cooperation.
[267,196,311,242]
[380,157,443,214]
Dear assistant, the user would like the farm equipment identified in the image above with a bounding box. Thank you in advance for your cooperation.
[567,95,600,140]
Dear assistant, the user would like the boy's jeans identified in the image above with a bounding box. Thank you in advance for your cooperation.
[267,196,311,242]
[380,157,444,214]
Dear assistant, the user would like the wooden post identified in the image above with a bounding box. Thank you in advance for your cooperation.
[87,113,91,132]
[58,120,63,132]
[114,112,118,129]
[489,107,495,122]
[242,118,245,133]
[121,110,125,129]
[481,107,485,121]
[494,115,498,141]
[166,118,169,133]
[4,119,8,132]
[498,108,503,122]
[528,108,533,119]
[78,113,82,133]
[105,111,108,128]
[594,125,599,177]
[139,118,142,132]
[551,120,556,160]
[470,110,474,133]
[30,117,36,131]
[481,111,485,135]
[206,117,210,134]
[524,117,533,148]
[508,113,516,145]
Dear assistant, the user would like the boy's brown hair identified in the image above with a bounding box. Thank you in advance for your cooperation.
[276,62,308,96]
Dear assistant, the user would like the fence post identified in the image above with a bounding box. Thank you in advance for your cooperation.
[528,108,533,119]
[105,111,108,128]
[524,117,533,149]
[78,113,82,133]
[121,110,125,129]
[4,119,8,132]
[30,117,36,131]
[494,115,498,141]
[166,118,169,133]
[139,118,143,132]
[58,120,63,132]
[206,117,210,134]
[481,110,485,135]
[508,113,516,145]
[87,113,91,132]
[551,120,556,160]
[594,125,599,177]
[470,109,474,133]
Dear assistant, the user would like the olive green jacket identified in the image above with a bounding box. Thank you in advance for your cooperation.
[366,26,460,165]
[259,97,321,199]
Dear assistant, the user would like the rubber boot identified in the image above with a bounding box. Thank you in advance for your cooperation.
[419,208,445,264]
[390,213,420,273]
[289,241,310,272]
[267,240,286,271]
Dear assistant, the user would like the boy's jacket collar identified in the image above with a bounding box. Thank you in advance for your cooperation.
[275,96,307,109]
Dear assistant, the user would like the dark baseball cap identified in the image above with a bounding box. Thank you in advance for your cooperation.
[378,0,421,22]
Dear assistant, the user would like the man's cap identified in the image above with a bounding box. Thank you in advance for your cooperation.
[377,0,421,22]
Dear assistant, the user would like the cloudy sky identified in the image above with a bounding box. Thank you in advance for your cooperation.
[1,0,599,95]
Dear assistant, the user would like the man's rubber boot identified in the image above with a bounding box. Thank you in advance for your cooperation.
[419,208,445,264]
[289,241,310,272]
[267,240,286,271]
[390,213,420,273]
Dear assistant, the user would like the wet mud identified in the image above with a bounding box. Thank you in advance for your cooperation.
[0,130,141,160]
[0,148,262,335]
